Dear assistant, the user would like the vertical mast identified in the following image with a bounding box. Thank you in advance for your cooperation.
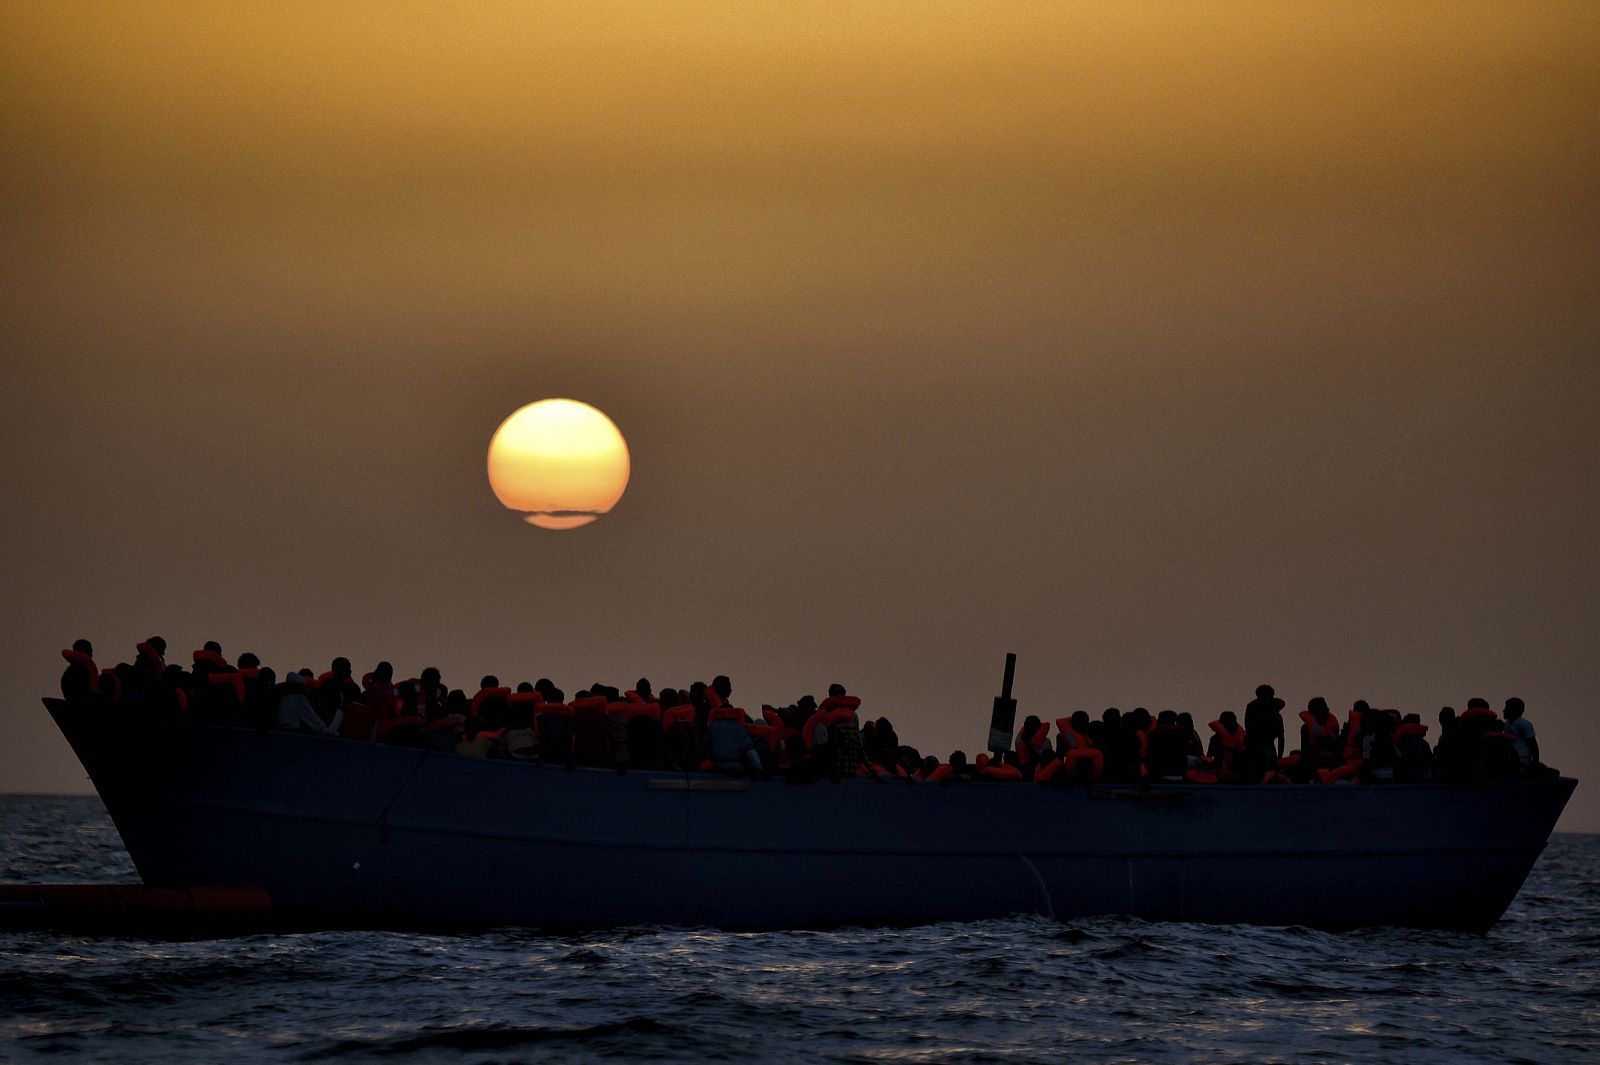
[986,652,1018,755]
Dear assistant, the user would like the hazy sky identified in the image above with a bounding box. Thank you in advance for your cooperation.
[3,3,1596,828]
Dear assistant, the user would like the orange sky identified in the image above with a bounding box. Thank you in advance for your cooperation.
[2,3,1597,827]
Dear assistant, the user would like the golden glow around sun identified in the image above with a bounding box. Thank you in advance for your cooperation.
[486,399,630,530]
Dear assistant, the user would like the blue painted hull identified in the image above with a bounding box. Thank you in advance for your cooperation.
[45,699,1576,931]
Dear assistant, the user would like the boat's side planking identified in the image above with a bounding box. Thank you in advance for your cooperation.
[44,699,1575,931]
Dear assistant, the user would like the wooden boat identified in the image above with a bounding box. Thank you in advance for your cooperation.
[42,696,1574,932]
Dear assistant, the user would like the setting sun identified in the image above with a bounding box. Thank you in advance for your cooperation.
[486,399,630,529]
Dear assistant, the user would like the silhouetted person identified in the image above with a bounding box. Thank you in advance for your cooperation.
[1300,697,1342,770]
[1503,698,1540,769]
[631,677,656,703]
[1243,685,1286,782]
[1206,710,1246,778]
[60,639,101,703]
[455,716,495,759]
[1015,714,1049,778]
[704,706,761,774]
[1395,713,1433,783]
[1099,708,1137,783]
[661,688,698,772]
[947,750,972,780]
[1177,712,1204,767]
[242,663,277,729]
[362,661,398,720]
[472,675,512,728]
[1147,710,1190,780]
[1361,710,1399,782]
[1435,707,1466,782]
[821,683,865,780]
[277,672,337,734]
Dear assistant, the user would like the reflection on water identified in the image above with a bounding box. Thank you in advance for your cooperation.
[0,796,1595,1063]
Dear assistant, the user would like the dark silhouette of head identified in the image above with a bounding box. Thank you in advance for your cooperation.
[1157,710,1177,726]
[948,750,968,768]
[1178,712,1194,729]
[1504,697,1525,720]
[636,678,653,698]
[1440,706,1457,726]
[146,636,167,655]
[203,640,222,654]
[1308,697,1330,719]
[372,661,392,682]
[331,657,352,678]
[1467,697,1490,710]
[480,675,499,690]
[660,688,680,708]
[516,681,534,693]
[239,652,260,669]
[712,675,732,701]
[1255,684,1275,699]
[72,638,93,656]
[1353,699,1371,714]
[921,756,940,777]
[421,667,441,687]
[1102,707,1122,729]
[1020,714,1041,739]
[1220,710,1239,729]
[798,695,817,712]
[827,683,846,698]
[1071,710,1092,733]
[1403,712,1421,725]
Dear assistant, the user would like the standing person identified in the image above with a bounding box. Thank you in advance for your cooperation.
[1242,685,1286,782]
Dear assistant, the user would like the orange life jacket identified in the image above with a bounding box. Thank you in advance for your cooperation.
[1299,709,1340,741]
[60,649,101,694]
[1053,718,1096,751]
[747,723,781,748]
[469,686,512,718]
[1208,720,1245,751]
[1016,722,1051,765]
[661,704,695,729]
[1062,748,1105,780]
[192,648,231,671]
[1318,762,1362,784]
[707,704,745,724]
[925,763,954,783]
[211,667,260,707]
[135,641,165,676]
[1460,706,1498,722]
[975,755,1022,782]
[818,694,862,715]
[339,702,376,741]
[1395,722,1429,740]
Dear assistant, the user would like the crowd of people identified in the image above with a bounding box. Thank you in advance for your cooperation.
[58,640,1556,786]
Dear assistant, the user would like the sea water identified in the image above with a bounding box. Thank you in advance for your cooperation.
[0,795,1594,1064]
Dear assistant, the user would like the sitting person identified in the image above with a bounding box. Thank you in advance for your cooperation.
[704,708,762,774]
[276,673,339,735]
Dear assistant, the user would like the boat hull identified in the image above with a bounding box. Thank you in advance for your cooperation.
[45,699,1576,932]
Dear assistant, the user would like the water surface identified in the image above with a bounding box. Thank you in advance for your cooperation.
[1,795,1594,1063]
